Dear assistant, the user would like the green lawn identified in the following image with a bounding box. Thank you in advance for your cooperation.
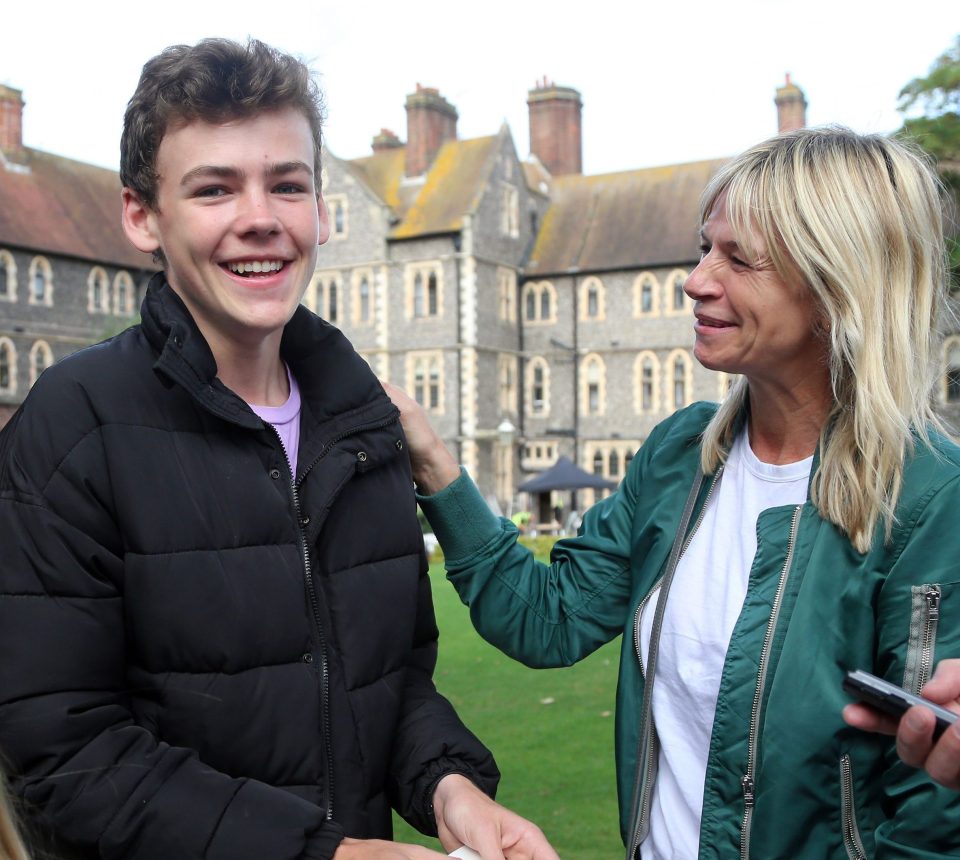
[392,563,625,858]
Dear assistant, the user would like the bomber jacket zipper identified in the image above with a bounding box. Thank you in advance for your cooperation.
[739,504,803,860]
[271,412,399,823]
[917,586,941,692]
[627,468,720,859]
[839,754,867,860]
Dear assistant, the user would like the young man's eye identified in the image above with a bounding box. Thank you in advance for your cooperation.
[275,182,307,194]
[195,186,227,198]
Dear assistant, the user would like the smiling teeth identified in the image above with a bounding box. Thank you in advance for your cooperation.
[228,261,283,274]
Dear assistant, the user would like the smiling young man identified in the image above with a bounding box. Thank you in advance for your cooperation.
[0,39,556,860]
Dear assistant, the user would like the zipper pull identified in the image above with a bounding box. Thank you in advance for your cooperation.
[926,587,940,621]
[741,775,755,808]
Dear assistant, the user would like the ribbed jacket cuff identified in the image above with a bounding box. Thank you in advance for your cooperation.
[416,468,503,561]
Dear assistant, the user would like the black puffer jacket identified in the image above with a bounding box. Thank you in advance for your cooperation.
[0,275,498,859]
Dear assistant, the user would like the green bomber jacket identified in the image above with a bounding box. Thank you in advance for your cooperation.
[419,401,960,859]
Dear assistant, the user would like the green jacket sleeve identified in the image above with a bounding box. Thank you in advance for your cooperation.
[872,473,960,857]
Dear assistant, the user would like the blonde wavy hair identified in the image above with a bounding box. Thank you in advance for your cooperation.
[0,773,29,860]
[699,127,949,553]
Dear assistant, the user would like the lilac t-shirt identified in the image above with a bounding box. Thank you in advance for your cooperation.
[249,365,301,478]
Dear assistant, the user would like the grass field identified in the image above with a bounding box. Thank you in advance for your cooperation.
[392,563,625,858]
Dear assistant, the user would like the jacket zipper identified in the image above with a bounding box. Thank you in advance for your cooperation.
[627,468,721,860]
[839,754,867,860]
[739,504,803,860]
[270,412,399,823]
[917,585,940,693]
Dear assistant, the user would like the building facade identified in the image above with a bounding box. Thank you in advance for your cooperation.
[3,78,958,517]
[0,84,155,427]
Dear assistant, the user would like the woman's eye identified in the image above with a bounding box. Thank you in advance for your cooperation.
[698,244,710,257]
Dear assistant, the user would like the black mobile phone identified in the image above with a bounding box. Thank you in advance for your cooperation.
[843,669,958,740]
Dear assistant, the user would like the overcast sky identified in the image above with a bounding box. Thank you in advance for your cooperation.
[3,1,955,177]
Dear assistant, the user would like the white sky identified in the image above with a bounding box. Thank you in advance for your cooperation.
[3,1,956,177]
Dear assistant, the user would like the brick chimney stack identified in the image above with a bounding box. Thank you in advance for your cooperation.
[0,85,24,151]
[775,74,807,133]
[372,128,403,153]
[404,85,457,177]
[527,78,582,176]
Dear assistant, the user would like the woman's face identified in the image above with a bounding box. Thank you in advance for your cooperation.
[684,193,829,392]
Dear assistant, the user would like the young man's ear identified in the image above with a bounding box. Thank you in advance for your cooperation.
[317,194,331,247]
[121,188,162,255]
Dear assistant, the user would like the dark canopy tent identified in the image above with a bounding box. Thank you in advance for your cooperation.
[518,456,617,528]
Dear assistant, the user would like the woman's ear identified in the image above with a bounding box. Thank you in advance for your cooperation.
[121,188,161,255]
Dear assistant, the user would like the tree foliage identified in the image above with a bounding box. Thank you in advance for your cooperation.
[897,36,960,288]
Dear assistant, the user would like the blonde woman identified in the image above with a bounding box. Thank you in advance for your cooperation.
[388,127,960,858]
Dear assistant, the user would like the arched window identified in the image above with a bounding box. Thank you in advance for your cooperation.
[29,256,53,306]
[427,272,438,316]
[609,450,620,480]
[634,351,660,414]
[30,340,53,385]
[539,288,551,321]
[673,274,686,310]
[581,277,604,320]
[527,357,550,415]
[413,273,424,318]
[525,287,537,321]
[328,279,339,323]
[334,202,345,234]
[0,338,15,393]
[0,250,17,301]
[634,272,659,317]
[88,267,109,313]
[592,450,604,475]
[114,270,135,315]
[666,350,693,410]
[359,277,370,321]
[581,353,606,415]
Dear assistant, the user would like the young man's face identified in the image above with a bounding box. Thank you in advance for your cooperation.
[123,106,329,355]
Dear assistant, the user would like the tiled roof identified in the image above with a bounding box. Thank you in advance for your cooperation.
[391,136,498,239]
[526,158,728,276]
[0,147,153,270]
[342,136,500,240]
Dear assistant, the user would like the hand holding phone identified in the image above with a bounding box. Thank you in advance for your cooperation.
[843,669,959,740]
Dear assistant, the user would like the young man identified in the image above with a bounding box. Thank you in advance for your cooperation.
[0,39,557,860]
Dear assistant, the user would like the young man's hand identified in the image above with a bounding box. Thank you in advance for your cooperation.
[333,837,448,858]
[843,659,960,790]
[432,774,560,860]
[381,381,460,495]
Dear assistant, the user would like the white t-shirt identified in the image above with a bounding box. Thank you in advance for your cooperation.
[638,432,812,859]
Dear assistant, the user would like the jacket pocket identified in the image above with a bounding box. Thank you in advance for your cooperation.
[839,754,868,860]
[903,584,940,694]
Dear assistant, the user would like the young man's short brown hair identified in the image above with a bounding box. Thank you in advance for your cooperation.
[120,38,325,209]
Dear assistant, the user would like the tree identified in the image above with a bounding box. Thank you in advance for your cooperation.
[897,36,960,289]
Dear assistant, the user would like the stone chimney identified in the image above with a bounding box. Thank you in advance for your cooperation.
[775,74,807,133]
[527,78,582,176]
[0,85,24,151]
[372,128,403,153]
[404,85,457,177]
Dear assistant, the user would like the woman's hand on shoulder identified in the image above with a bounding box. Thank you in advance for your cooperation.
[381,381,460,495]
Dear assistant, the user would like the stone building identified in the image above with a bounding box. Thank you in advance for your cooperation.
[315,80,808,515]
[3,77,957,514]
[0,84,155,427]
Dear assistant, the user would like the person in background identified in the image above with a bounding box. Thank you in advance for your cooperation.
[0,38,556,860]
[387,127,960,857]
[845,658,960,790]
